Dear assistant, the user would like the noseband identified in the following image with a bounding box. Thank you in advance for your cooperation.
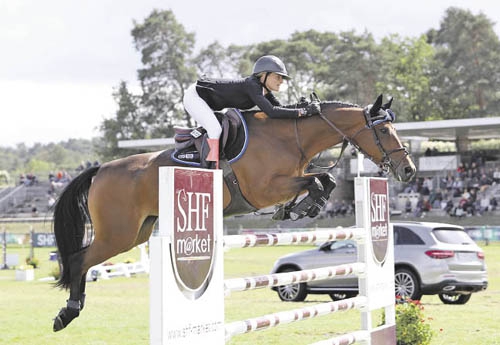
[318,107,409,175]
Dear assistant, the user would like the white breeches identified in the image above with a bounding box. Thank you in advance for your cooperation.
[183,83,222,139]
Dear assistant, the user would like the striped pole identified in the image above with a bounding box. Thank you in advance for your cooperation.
[224,263,365,294]
[224,228,365,249]
[308,330,369,345]
[225,296,367,341]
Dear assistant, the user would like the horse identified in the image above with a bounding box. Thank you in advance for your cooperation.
[51,94,416,331]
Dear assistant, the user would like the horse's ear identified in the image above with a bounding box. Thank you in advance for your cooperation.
[370,94,383,115]
[382,97,393,110]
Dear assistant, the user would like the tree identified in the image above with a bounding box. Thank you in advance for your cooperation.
[193,41,250,79]
[377,34,436,122]
[428,7,500,119]
[132,9,197,131]
[309,30,381,106]
[98,81,145,161]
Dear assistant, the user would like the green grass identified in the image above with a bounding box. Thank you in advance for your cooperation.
[1,242,499,344]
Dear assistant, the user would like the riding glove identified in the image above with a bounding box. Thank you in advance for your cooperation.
[303,102,321,116]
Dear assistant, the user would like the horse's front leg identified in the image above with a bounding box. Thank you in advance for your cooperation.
[272,172,336,220]
[302,172,337,218]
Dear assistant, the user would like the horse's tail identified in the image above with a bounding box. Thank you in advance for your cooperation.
[53,166,99,289]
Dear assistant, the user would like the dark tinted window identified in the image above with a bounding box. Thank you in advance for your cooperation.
[432,229,474,245]
[329,240,357,253]
[394,226,425,245]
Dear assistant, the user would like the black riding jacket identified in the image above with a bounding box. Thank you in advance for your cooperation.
[195,76,300,118]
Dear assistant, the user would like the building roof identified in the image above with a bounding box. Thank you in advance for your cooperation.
[117,117,500,149]
[394,117,500,141]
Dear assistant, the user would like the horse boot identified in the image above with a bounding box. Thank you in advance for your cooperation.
[307,174,337,218]
[290,174,330,220]
[289,196,322,220]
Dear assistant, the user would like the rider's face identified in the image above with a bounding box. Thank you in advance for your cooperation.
[262,72,284,92]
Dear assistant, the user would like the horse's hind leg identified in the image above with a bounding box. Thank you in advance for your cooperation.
[53,234,134,331]
[53,248,88,332]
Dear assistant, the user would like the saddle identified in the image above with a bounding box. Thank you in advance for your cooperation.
[171,108,249,166]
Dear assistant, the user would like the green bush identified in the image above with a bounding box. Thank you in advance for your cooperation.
[395,296,434,345]
[50,265,61,280]
[25,256,40,269]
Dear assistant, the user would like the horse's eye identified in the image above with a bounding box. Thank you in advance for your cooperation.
[379,128,389,134]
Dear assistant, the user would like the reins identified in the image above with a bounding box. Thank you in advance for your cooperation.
[295,102,409,175]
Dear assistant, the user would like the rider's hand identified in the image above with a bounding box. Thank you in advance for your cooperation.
[297,96,309,108]
[303,102,321,117]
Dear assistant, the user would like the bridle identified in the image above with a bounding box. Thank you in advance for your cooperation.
[299,104,409,176]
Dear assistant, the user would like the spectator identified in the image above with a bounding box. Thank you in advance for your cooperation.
[456,163,465,178]
[479,173,492,192]
[338,200,348,216]
[429,189,443,208]
[490,197,498,211]
[451,178,464,197]
[421,177,433,196]
[403,181,417,194]
[493,168,500,183]
[442,198,454,215]
[477,193,490,215]
[414,197,426,218]
[325,200,334,218]
[445,175,454,192]
[404,198,412,216]
[47,194,56,209]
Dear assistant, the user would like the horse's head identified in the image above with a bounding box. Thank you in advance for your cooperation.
[318,94,416,182]
[351,95,416,182]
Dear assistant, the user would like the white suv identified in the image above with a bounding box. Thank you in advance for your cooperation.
[270,221,488,304]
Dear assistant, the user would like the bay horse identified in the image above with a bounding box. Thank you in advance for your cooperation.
[52,94,416,331]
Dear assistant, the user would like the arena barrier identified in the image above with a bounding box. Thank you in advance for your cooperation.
[150,167,396,345]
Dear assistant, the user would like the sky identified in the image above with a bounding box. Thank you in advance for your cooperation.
[1,0,499,148]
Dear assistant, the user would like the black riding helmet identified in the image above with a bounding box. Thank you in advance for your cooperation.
[252,55,290,80]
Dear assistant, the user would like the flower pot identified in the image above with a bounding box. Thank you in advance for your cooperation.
[15,268,34,281]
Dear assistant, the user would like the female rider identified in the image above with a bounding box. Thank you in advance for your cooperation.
[183,55,320,169]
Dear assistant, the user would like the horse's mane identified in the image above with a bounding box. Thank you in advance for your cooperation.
[320,100,359,111]
[239,100,359,120]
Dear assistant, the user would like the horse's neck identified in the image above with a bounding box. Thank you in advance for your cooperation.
[300,108,365,159]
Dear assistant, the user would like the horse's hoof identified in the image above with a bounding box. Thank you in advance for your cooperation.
[53,307,80,332]
[53,314,65,332]
[307,206,321,218]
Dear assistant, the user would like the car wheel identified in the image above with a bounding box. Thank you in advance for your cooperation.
[395,268,422,301]
[329,292,357,301]
[276,268,307,302]
[438,293,471,305]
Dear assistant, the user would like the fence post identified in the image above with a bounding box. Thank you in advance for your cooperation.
[355,177,396,345]
[29,226,35,260]
[1,228,7,269]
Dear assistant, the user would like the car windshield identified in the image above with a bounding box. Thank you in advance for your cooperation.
[432,228,474,245]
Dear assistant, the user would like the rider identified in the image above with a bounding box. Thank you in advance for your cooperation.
[183,55,321,169]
